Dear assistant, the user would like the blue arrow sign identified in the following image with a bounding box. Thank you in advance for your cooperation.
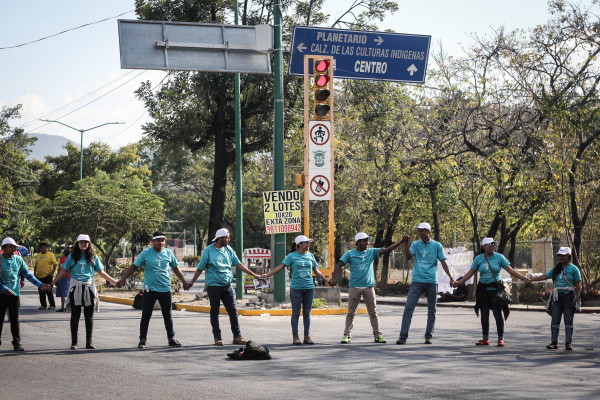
[288,26,431,83]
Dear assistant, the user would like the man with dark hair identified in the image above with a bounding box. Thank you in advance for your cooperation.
[117,231,189,349]
[34,242,58,310]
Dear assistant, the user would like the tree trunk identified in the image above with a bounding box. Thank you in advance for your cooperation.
[379,202,402,295]
[427,181,441,241]
[207,132,232,243]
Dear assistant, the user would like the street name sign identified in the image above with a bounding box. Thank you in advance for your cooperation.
[288,26,431,83]
[118,19,273,74]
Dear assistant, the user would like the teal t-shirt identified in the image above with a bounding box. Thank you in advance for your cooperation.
[471,252,510,290]
[410,240,447,284]
[0,254,35,296]
[197,244,240,287]
[282,251,318,290]
[546,264,582,292]
[340,248,380,288]
[61,253,104,282]
[134,247,179,292]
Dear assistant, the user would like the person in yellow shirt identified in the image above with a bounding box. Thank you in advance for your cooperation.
[34,243,58,310]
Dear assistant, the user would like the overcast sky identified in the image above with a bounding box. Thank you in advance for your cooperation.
[0,0,560,149]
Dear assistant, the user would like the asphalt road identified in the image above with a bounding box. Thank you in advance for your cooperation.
[2,286,599,400]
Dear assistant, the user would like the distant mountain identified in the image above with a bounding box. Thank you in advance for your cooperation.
[26,133,73,161]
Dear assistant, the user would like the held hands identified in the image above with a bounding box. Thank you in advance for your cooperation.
[115,279,125,289]
[40,283,52,292]
[524,278,532,286]
[401,234,411,243]
[329,277,337,287]
[183,282,194,291]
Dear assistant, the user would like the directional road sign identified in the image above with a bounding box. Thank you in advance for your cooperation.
[288,26,431,83]
[118,19,273,74]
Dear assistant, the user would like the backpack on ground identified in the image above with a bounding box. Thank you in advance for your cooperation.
[227,340,272,360]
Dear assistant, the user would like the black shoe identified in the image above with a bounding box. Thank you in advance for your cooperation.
[138,340,147,349]
[56,308,65,312]
[168,339,182,347]
[566,343,573,351]
[396,338,407,345]
[71,344,78,350]
[12,342,24,351]
[424,338,432,345]
[546,342,558,349]
[86,343,96,350]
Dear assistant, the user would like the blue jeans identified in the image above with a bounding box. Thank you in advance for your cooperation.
[207,285,241,339]
[399,282,438,340]
[290,287,314,336]
[551,292,575,343]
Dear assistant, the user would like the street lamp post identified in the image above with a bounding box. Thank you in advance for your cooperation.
[40,119,124,180]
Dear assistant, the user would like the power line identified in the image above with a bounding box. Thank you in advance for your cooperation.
[25,70,147,135]
[17,70,137,129]
[0,9,136,50]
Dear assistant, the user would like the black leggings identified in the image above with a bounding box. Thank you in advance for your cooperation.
[0,294,20,343]
[69,289,94,345]
[478,288,504,340]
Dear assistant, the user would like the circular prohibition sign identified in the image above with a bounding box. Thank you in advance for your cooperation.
[310,175,331,197]
[309,123,330,146]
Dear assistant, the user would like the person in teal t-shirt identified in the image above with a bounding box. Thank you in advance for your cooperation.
[526,247,582,350]
[118,231,189,349]
[331,232,409,344]
[188,228,259,346]
[397,222,455,345]
[0,237,50,351]
[52,234,118,350]
[264,235,330,345]
[454,238,527,347]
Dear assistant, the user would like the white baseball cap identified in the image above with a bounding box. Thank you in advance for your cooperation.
[416,222,431,231]
[557,247,572,255]
[481,238,496,246]
[294,235,314,245]
[355,232,371,241]
[212,228,230,242]
[1,237,19,247]
[77,234,91,242]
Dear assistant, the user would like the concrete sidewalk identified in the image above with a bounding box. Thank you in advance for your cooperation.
[341,292,600,313]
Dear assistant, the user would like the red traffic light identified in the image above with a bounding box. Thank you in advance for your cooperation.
[314,74,330,87]
[314,59,330,72]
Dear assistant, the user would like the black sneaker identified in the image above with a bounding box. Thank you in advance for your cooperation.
[71,344,78,350]
[168,339,182,347]
[138,340,146,349]
[424,338,432,345]
[12,342,24,351]
[396,338,407,345]
[86,343,96,350]
[546,342,558,349]
[566,343,573,351]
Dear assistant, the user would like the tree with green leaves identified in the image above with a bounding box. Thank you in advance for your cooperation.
[39,171,164,273]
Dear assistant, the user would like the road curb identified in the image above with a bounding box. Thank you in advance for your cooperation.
[98,295,367,316]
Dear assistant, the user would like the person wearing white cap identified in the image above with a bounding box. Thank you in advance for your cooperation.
[454,238,528,347]
[397,222,454,345]
[1,237,52,351]
[525,247,581,350]
[332,232,410,344]
[263,234,331,345]
[187,228,259,346]
[118,231,189,349]
[51,234,118,350]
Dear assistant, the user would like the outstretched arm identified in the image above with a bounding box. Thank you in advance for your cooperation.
[505,265,527,282]
[440,260,455,286]
[381,235,410,256]
[454,268,476,287]
[237,263,259,278]
[116,264,138,288]
[265,263,286,278]
[98,270,118,285]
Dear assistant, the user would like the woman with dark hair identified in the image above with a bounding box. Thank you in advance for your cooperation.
[525,247,581,350]
[454,238,527,347]
[263,235,330,345]
[55,247,71,312]
[51,234,118,350]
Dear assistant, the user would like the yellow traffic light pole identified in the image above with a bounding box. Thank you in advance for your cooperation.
[303,55,335,277]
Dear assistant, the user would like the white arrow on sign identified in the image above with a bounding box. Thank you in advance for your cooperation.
[297,43,307,53]
[374,36,384,46]
[407,64,418,76]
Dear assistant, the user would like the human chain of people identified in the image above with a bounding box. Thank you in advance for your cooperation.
[0,223,583,352]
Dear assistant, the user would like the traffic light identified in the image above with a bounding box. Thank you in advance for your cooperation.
[313,59,332,120]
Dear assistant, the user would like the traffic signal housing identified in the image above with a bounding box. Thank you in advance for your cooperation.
[313,59,332,120]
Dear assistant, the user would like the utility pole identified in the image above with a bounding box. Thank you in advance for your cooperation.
[40,119,124,180]
[272,0,286,302]
[234,1,245,300]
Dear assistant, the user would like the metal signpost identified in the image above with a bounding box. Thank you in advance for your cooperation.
[289,25,431,83]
